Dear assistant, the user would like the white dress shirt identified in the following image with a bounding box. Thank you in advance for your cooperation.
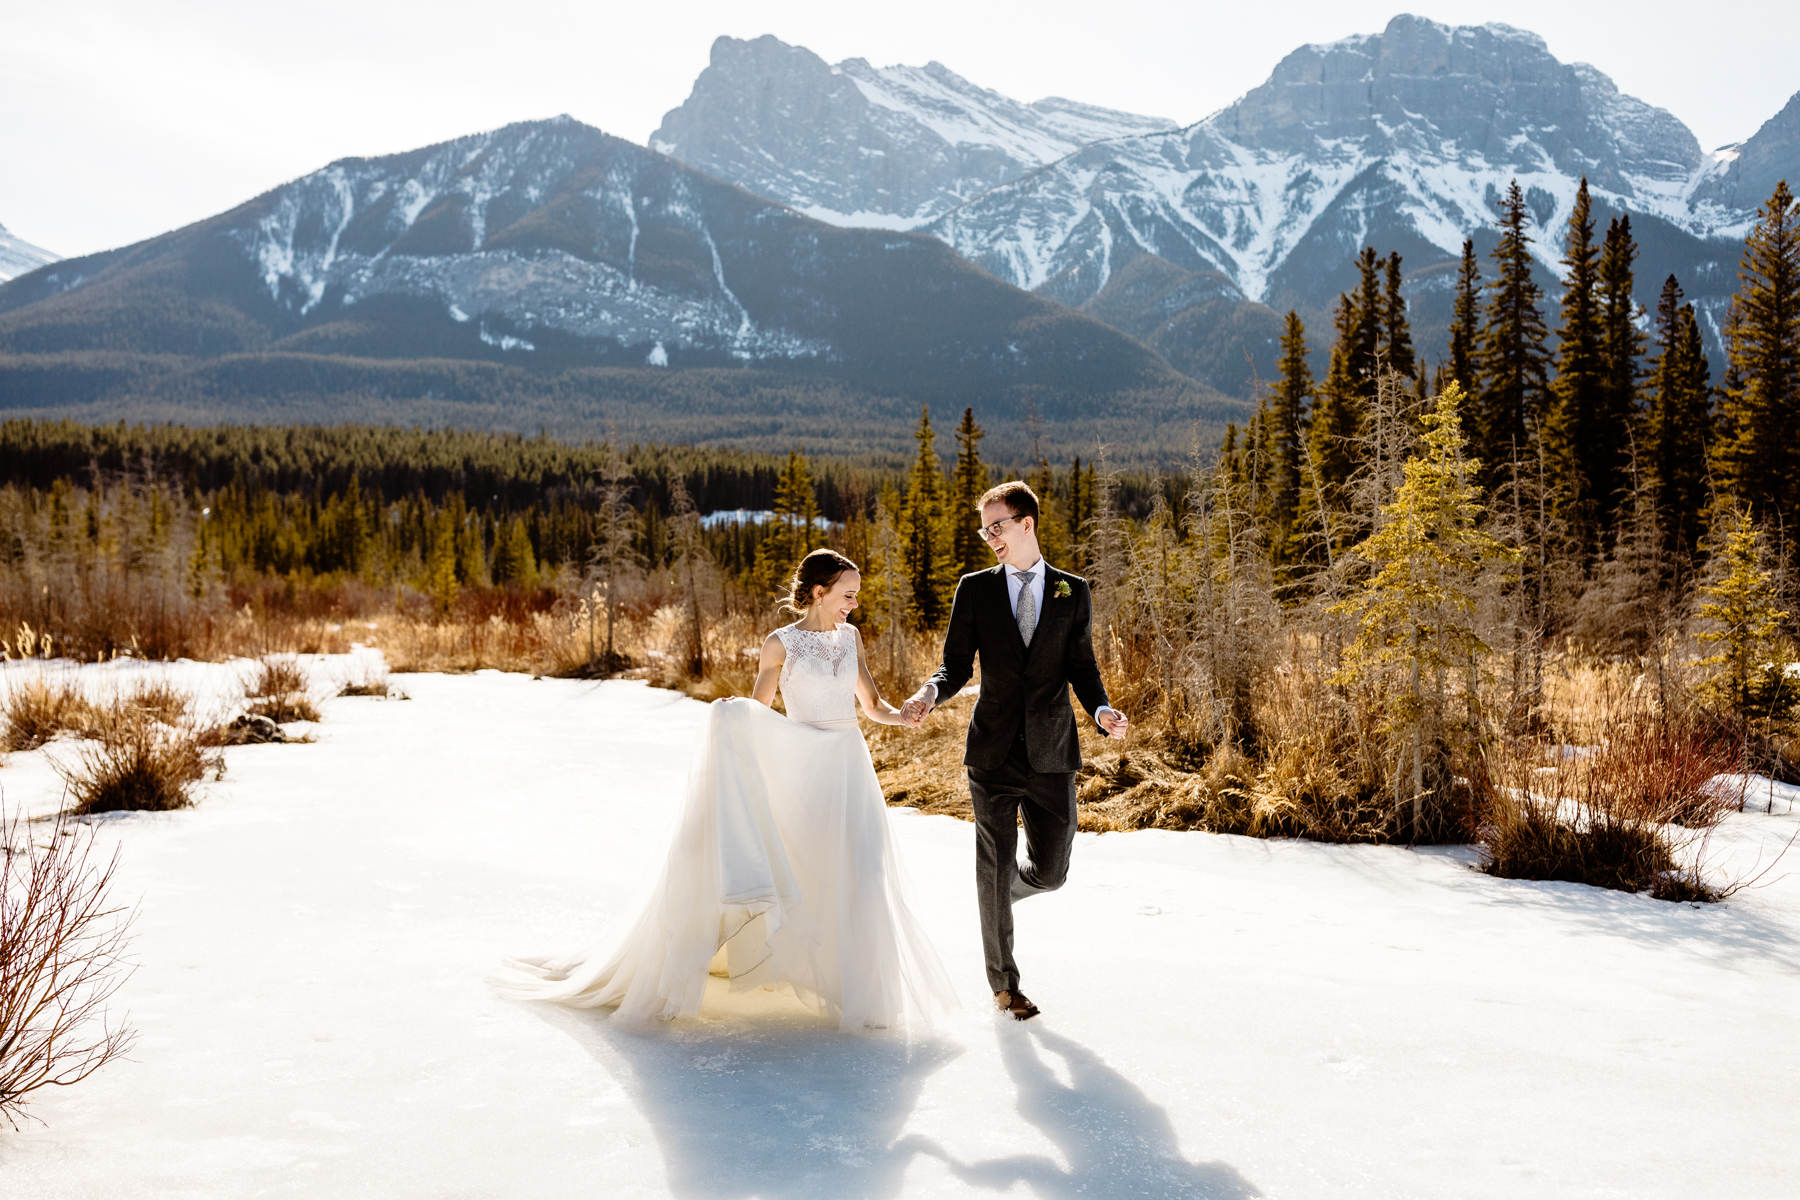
[924,555,1120,729]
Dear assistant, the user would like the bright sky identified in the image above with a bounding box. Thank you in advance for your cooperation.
[6,1,1796,259]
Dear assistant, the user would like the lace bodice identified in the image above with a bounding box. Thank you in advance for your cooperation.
[776,623,858,728]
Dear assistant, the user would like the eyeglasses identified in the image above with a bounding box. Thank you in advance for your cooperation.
[976,515,1023,542]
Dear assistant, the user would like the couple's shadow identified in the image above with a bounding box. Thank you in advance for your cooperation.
[902,1022,1259,1199]
[533,993,1257,1199]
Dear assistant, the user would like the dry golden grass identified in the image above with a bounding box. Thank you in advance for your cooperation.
[125,680,191,726]
[242,657,321,723]
[1,677,99,751]
[57,706,220,815]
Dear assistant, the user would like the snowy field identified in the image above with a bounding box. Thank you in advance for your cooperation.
[1,654,1797,1199]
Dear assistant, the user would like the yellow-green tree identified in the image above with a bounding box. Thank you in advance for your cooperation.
[1333,382,1513,838]
[1696,507,1796,739]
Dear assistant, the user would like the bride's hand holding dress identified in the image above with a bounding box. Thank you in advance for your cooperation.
[493,618,954,1032]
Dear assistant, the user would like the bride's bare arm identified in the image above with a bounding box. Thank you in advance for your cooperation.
[852,628,907,726]
[750,633,784,706]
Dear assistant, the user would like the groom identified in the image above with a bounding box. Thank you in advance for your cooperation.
[901,481,1127,1021]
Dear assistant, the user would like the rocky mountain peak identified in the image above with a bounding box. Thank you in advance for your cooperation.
[1213,14,1700,187]
[651,34,1173,226]
[1692,89,1800,213]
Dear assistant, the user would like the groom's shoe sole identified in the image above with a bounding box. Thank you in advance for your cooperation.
[993,989,1041,1021]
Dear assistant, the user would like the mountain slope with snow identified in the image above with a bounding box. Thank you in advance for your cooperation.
[0,117,1221,448]
[921,16,1792,389]
[651,35,1175,228]
[652,17,1794,398]
[0,220,58,282]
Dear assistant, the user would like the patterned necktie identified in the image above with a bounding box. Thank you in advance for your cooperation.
[1013,569,1037,646]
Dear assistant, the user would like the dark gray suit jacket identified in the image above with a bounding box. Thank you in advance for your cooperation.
[926,563,1111,774]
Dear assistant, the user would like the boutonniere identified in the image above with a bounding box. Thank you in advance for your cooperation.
[1053,580,1072,600]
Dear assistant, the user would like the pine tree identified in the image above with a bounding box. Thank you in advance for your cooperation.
[1266,310,1311,567]
[1714,181,1800,527]
[1696,507,1798,739]
[1476,180,1552,491]
[1544,177,1604,546]
[1332,382,1511,839]
[1594,214,1644,542]
[1300,297,1363,549]
[900,405,954,627]
[425,508,460,616]
[949,407,989,576]
[490,516,538,588]
[1448,238,1481,395]
[1382,252,1417,380]
[1646,275,1712,567]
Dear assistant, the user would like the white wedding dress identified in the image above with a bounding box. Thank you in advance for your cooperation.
[494,622,956,1031]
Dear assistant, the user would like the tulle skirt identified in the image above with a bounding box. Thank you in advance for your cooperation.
[492,698,957,1032]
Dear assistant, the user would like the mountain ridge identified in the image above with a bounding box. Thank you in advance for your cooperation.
[654,16,1795,397]
[0,116,1234,458]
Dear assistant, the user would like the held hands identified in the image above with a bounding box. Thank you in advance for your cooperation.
[899,689,935,728]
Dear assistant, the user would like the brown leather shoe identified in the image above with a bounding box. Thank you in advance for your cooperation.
[993,989,1041,1021]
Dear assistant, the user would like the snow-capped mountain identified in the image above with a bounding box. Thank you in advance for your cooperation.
[929,16,1746,310]
[658,17,1794,397]
[0,221,58,283]
[1690,89,1800,216]
[0,117,1215,450]
[651,35,1175,228]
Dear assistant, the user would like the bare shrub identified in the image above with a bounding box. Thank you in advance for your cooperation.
[1481,706,1742,900]
[336,665,402,699]
[243,657,320,724]
[1,677,98,751]
[125,679,191,726]
[57,708,219,815]
[0,804,137,1127]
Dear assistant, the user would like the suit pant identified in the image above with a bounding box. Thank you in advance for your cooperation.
[967,731,1077,993]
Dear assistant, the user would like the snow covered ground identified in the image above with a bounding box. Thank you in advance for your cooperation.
[1,655,1797,1199]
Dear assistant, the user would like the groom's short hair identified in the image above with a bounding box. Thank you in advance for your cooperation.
[979,480,1039,524]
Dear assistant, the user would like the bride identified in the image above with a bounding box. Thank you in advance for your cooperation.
[494,549,956,1031]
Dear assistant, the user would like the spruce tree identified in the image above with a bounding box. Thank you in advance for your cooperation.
[1331,382,1510,838]
[950,407,989,576]
[1476,180,1552,492]
[1696,507,1798,739]
[772,449,821,560]
[1594,214,1644,542]
[425,508,460,616]
[1382,252,1417,380]
[900,406,954,627]
[1714,180,1800,527]
[1300,297,1363,555]
[490,516,538,588]
[1266,310,1311,566]
[1545,177,1603,546]
[1646,275,1712,567]
[1448,238,1481,395]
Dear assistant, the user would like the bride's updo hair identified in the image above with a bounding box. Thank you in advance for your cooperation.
[781,548,859,615]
